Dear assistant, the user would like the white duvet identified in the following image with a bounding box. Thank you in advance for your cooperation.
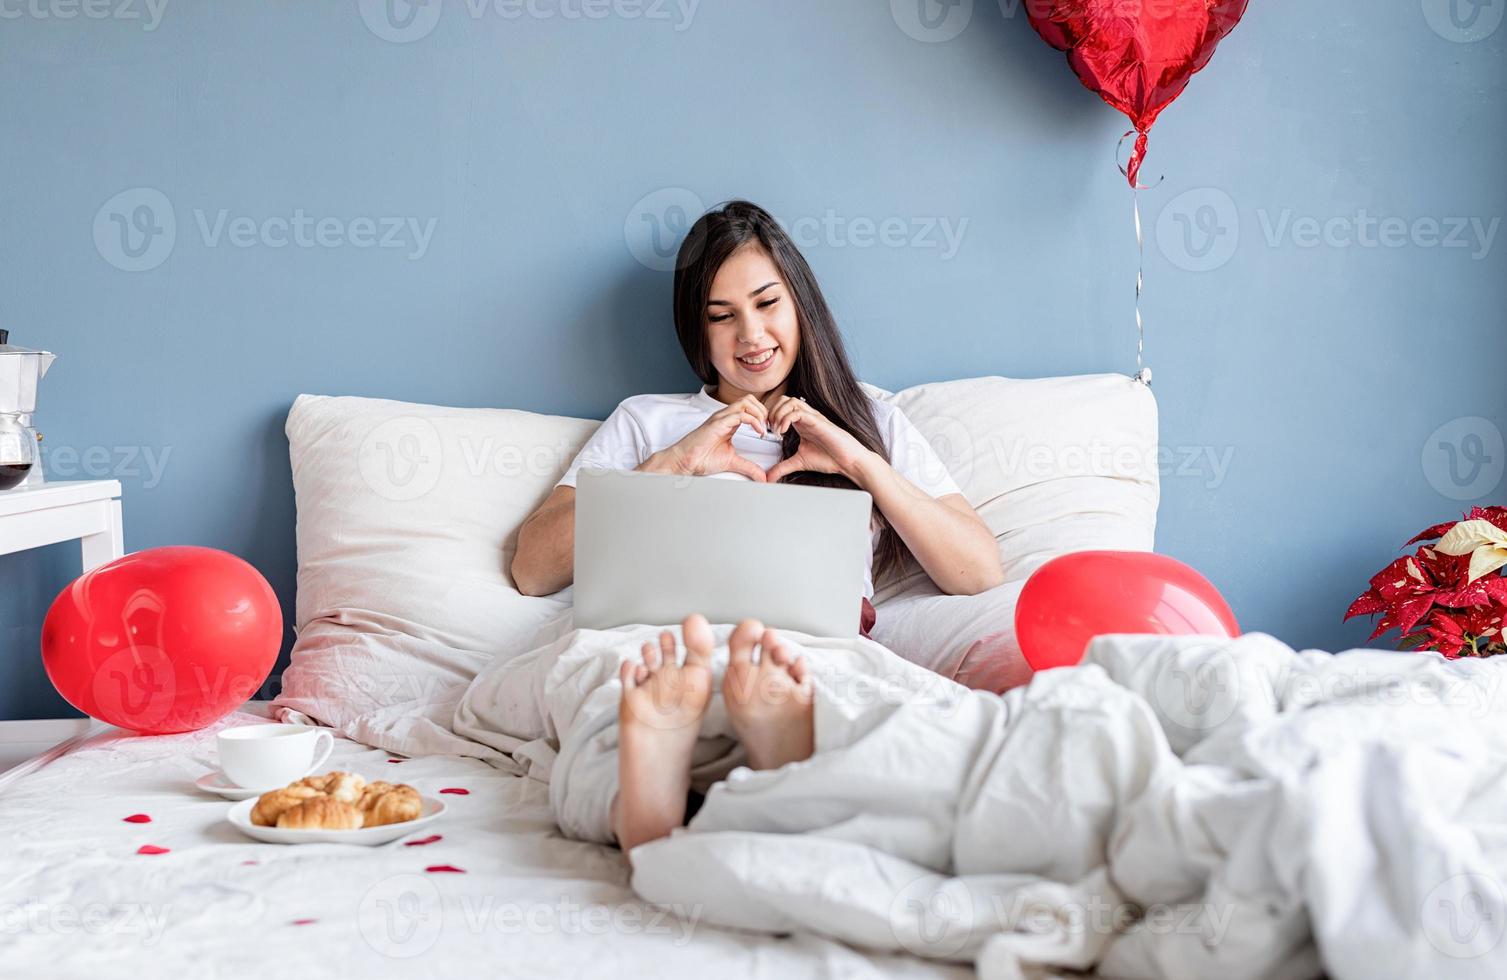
[454,624,1507,980]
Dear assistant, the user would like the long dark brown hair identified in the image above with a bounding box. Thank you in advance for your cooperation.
[671,200,911,586]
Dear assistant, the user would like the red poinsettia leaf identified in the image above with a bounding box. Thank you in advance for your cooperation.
[1469,506,1507,534]
[1375,557,1434,602]
[1345,591,1386,620]
[1394,595,1436,635]
[1407,518,1463,545]
[1485,579,1507,603]
[1430,610,1466,637]
[1433,581,1491,607]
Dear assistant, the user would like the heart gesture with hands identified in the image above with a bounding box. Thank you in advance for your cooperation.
[656,393,772,483]
[762,392,872,485]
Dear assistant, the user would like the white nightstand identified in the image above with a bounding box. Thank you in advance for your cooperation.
[0,479,125,790]
[0,479,124,570]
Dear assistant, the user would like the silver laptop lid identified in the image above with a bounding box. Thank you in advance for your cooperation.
[573,467,873,637]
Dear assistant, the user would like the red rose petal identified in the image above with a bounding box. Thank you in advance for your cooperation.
[290,918,317,926]
[387,759,406,764]
[404,835,443,847]
[122,814,152,824]
[136,844,170,855]
[241,859,260,866]
[438,788,469,795]
[424,864,466,874]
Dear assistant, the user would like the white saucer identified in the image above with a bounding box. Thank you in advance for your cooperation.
[226,796,446,846]
[195,770,275,801]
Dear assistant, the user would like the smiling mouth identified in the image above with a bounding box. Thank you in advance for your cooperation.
[738,347,777,366]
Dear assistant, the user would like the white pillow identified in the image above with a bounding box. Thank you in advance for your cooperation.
[272,394,596,758]
[867,374,1160,689]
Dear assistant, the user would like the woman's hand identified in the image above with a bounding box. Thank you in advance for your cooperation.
[764,394,874,484]
[647,394,770,482]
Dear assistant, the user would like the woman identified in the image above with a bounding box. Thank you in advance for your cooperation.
[512,200,1004,625]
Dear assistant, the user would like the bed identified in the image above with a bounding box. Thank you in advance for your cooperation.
[2,374,1159,978]
[0,707,966,979]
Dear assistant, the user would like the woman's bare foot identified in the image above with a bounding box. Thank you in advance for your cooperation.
[614,613,716,853]
[722,619,815,771]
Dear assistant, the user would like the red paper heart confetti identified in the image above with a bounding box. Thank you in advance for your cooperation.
[122,814,152,823]
[404,835,443,847]
[438,788,469,795]
[136,844,170,855]
[424,864,466,874]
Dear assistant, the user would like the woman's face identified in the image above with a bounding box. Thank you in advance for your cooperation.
[704,244,801,402]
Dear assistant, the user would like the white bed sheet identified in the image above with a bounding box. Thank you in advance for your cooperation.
[0,711,967,980]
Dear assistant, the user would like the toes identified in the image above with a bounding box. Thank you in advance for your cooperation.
[790,655,810,686]
[761,629,788,666]
[658,629,677,666]
[728,618,764,666]
[620,660,640,690]
[640,640,662,672]
[682,614,714,666]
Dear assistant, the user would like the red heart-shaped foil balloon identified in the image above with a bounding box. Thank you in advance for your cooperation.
[1028,0,1249,185]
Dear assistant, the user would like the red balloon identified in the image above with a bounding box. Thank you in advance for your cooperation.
[1014,550,1239,671]
[1027,0,1250,186]
[41,546,282,734]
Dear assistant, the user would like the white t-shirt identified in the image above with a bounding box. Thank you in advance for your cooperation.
[556,384,964,598]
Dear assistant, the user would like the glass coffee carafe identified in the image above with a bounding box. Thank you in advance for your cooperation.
[0,411,38,491]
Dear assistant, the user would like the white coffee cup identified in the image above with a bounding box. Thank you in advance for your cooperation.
[217,724,334,791]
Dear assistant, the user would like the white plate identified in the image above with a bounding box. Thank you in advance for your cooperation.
[195,769,286,801]
[226,796,446,845]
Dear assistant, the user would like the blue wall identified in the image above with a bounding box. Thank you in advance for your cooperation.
[2,1,1504,719]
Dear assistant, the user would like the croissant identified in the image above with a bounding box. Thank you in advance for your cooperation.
[276,796,364,830]
[360,784,422,827]
[250,784,323,827]
[295,771,367,803]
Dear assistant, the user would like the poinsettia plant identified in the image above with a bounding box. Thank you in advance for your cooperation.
[1345,506,1507,658]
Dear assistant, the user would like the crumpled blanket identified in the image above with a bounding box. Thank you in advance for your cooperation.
[457,621,1507,979]
[627,633,1507,980]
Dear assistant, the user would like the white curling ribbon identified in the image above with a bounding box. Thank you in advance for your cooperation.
[1435,519,1507,583]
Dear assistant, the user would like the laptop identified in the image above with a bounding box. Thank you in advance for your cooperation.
[573,467,873,637]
